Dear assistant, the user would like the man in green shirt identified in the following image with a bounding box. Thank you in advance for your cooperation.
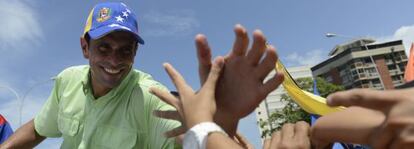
[1,1,284,149]
[1,2,179,149]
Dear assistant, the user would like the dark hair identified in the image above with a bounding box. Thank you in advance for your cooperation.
[84,33,91,44]
[84,32,139,51]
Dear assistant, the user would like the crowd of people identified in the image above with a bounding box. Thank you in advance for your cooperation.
[1,2,414,149]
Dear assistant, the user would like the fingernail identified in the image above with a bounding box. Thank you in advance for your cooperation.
[217,57,224,68]
[326,95,333,106]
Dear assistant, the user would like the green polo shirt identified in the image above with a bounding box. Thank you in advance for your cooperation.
[34,65,180,149]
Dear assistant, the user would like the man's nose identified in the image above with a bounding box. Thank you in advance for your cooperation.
[107,52,123,66]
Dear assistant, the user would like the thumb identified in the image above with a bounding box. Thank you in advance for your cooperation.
[202,56,224,94]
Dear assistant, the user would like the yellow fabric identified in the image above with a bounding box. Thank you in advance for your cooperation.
[275,60,345,115]
[83,8,94,35]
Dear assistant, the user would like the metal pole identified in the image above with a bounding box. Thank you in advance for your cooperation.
[0,85,21,125]
[18,77,55,126]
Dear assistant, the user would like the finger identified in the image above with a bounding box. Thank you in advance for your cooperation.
[149,87,181,110]
[228,24,249,58]
[311,107,385,144]
[326,89,401,113]
[153,110,181,121]
[164,125,187,138]
[255,45,278,80]
[260,72,284,98]
[281,123,295,142]
[370,122,397,149]
[195,34,212,85]
[269,131,281,148]
[175,134,184,145]
[399,126,414,149]
[246,30,267,65]
[381,118,414,149]
[263,138,271,149]
[294,121,310,139]
[163,63,194,95]
[201,56,225,95]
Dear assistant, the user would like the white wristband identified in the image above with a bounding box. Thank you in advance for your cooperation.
[183,122,228,149]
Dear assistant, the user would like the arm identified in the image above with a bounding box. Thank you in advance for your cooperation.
[206,133,243,149]
[0,119,46,149]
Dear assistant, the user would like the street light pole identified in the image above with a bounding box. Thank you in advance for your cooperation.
[18,77,55,126]
[0,85,20,102]
[325,33,386,90]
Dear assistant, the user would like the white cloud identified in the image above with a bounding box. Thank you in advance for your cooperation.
[142,10,200,37]
[0,0,43,53]
[285,49,326,67]
[376,24,414,55]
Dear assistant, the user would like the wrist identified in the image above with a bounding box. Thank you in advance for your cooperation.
[213,108,239,137]
[187,119,213,129]
[186,113,214,128]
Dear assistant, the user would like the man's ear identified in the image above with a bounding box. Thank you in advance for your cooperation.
[80,37,89,59]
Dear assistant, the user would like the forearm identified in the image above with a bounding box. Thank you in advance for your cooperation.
[1,119,46,149]
[207,132,244,149]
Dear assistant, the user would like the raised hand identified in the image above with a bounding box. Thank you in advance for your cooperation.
[312,88,414,149]
[263,121,311,149]
[150,57,224,134]
[196,24,284,131]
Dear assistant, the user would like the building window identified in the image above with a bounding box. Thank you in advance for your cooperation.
[388,65,397,70]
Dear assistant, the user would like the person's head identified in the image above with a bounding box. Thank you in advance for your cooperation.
[80,2,144,90]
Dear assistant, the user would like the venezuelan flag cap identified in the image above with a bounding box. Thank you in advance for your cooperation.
[83,2,144,44]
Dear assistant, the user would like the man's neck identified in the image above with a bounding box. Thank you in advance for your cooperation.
[90,76,111,99]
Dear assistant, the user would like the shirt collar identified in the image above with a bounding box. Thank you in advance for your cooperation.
[81,67,135,99]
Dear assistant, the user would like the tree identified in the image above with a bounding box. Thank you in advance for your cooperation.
[259,77,344,138]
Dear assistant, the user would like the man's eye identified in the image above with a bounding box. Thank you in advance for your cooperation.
[121,47,133,55]
[123,50,132,54]
[98,46,110,53]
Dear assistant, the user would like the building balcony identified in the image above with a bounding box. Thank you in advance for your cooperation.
[392,80,404,85]
[389,70,404,76]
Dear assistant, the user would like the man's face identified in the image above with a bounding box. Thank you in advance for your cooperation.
[82,31,138,90]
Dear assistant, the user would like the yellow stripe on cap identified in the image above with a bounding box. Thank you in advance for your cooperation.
[83,8,94,36]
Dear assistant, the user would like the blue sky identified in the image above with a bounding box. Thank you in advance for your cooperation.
[1,0,414,148]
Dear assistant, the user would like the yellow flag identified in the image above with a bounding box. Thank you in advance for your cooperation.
[275,60,344,115]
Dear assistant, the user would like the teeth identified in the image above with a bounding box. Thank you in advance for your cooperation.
[104,68,121,74]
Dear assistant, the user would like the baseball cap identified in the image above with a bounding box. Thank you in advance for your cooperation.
[83,2,144,44]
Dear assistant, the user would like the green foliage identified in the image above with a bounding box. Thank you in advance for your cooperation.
[259,77,344,138]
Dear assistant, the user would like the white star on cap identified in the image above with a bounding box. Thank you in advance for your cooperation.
[126,8,131,14]
[108,24,131,31]
[122,11,129,18]
[115,15,124,22]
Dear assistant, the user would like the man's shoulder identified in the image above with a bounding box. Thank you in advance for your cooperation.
[58,65,88,75]
[130,69,167,91]
[55,65,89,83]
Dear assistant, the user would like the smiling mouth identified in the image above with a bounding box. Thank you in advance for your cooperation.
[103,67,122,74]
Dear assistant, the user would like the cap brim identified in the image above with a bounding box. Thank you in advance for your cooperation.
[87,24,145,45]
